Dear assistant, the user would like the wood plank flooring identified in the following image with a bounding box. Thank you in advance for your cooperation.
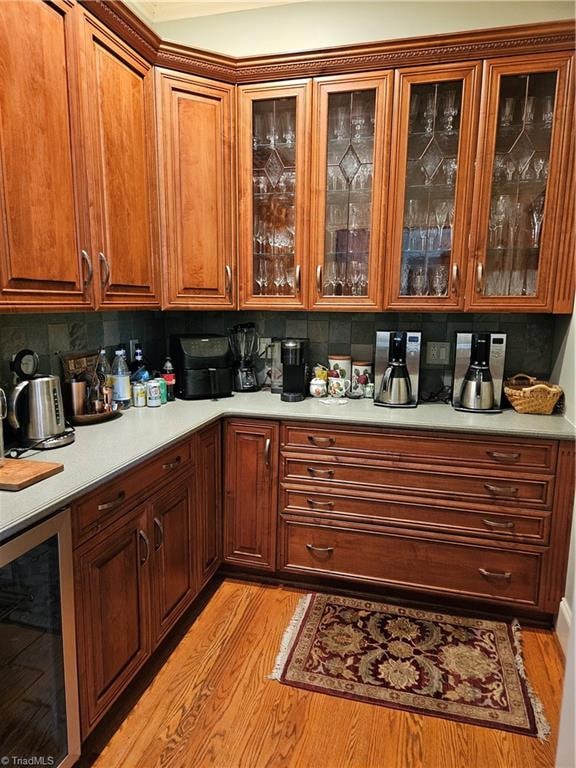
[81,579,565,768]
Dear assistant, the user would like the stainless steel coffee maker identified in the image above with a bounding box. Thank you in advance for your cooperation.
[374,331,421,408]
[452,332,507,413]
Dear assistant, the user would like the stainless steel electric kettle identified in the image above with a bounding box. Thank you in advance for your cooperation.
[8,375,75,449]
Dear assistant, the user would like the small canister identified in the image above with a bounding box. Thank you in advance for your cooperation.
[155,377,168,405]
[146,380,162,408]
[132,382,146,407]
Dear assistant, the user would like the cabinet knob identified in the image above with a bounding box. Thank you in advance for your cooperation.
[81,250,93,288]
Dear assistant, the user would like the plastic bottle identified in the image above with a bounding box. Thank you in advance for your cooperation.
[111,349,131,410]
[130,346,150,383]
[162,356,176,402]
[95,347,112,388]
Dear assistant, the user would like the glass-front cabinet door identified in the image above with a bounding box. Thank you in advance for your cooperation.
[310,72,391,309]
[386,64,480,309]
[238,80,311,308]
[467,53,572,311]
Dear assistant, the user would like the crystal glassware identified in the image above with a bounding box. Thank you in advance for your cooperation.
[430,264,449,296]
[500,97,515,127]
[530,196,545,247]
[442,90,459,135]
[542,95,554,128]
[423,92,436,136]
[410,265,427,295]
[533,157,545,180]
[334,107,349,140]
[443,158,457,187]
[489,195,509,249]
[255,258,268,295]
[409,92,420,132]
[434,200,450,249]
[523,96,536,126]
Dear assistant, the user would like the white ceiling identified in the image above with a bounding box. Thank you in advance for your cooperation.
[130,0,315,22]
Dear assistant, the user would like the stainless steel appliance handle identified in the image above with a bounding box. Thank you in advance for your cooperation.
[139,529,150,565]
[7,379,29,431]
[153,517,164,550]
[81,249,93,288]
[264,438,271,467]
[99,252,110,288]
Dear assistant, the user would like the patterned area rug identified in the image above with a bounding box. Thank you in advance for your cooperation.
[271,593,549,739]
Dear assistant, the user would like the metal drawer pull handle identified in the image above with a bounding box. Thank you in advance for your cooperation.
[306,543,334,554]
[451,263,459,295]
[484,483,519,498]
[316,265,323,294]
[81,250,93,287]
[153,517,164,550]
[97,490,126,512]
[306,498,334,509]
[295,265,301,292]
[99,251,110,287]
[225,264,232,296]
[307,435,335,447]
[307,467,334,478]
[139,530,150,565]
[264,438,271,467]
[478,567,511,581]
[487,451,520,463]
[162,456,181,470]
[482,518,515,530]
[476,262,484,293]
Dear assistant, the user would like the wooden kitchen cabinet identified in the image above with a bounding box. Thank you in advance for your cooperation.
[75,504,150,736]
[195,423,223,588]
[465,52,573,311]
[156,70,237,309]
[223,419,279,570]
[385,62,481,309]
[73,439,197,737]
[309,72,393,310]
[80,13,161,308]
[0,0,93,309]
[278,421,574,620]
[237,81,312,309]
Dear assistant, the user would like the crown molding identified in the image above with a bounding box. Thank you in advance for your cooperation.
[79,3,575,84]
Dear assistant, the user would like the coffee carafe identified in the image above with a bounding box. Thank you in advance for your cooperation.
[380,332,411,405]
[228,323,260,392]
[459,333,495,410]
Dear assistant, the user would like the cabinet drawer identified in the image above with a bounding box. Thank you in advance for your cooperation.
[282,489,550,543]
[282,457,554,509]
[282,423,557,473]
[279,517,542,606]
[73,441,192,545]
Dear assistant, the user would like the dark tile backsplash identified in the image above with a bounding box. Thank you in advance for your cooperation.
[0,309,557,399]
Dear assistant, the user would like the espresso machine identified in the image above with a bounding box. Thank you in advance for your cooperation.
[374,331,421,408]
[280,338,308,402]
[229,323,260,392]
[452,332,507,413]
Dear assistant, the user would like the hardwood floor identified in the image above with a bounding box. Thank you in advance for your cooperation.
[81,579,565,768]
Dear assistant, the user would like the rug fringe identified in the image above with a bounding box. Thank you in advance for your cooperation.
[269,594,312,680]
[511,619,551,742]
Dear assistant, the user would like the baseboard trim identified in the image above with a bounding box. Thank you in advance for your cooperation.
[556,598,572,657]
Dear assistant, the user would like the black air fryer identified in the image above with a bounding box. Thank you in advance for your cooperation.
[170,335,234,400]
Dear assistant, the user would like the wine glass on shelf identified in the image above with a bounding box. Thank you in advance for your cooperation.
[533,157,545,180]
[530,196,545,248]
[500,97,515,127]
[489,195,508,249]
[405,199,420,252]
[423,92,436,136]
[430,264,449,296]
[442,90,459,135]
[542,96,554,128]
[504,158,516,182]
[410,265,427,296]
[434,200,450,249]
[443,158,457,187]
[255,258,268,295]
[409,93,420,132]
[323,260,337,296]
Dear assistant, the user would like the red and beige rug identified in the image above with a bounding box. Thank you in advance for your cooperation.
[271,593,549,739]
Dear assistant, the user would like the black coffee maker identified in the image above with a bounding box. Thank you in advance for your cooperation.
[280,339,307,402]
[229,323,260,392]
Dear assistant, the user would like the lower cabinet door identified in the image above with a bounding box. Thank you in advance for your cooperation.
[223,419,279,570]
[196,423,222,588]
[150,475,197,648]
[279,516,542,607]
[75,506,150,736]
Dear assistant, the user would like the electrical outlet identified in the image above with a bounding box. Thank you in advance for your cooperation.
[426,341,450,366]
[129,339,140,362]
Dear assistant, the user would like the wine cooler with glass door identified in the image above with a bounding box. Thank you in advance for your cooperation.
[0,509,80,767]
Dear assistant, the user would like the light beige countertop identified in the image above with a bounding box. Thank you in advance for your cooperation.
[1,391,574,543]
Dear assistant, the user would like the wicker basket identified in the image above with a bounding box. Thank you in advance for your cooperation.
[504,373,563,415]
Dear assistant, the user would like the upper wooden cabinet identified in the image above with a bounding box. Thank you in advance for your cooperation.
[386,63,481,310]
[0,0,93,309]
[465,52,573,312]
[309,72,393,310]
[156,70,236,309]
[81,13,161,308]
[237,80,312,309]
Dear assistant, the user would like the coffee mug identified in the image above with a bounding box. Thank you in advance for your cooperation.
[328,378,351,398]
[309,378,327,398]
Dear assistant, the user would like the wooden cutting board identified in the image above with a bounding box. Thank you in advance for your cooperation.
[0,458,64,491]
